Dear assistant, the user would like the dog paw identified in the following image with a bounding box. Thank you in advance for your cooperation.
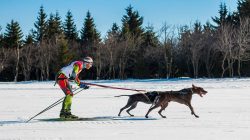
[162,116,166,118]
[145,115,148,118]
[195,115,199,118]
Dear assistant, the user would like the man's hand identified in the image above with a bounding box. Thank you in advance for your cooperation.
[79,83,90,89]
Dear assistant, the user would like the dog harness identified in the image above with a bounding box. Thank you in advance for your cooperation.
[146,91,160,102]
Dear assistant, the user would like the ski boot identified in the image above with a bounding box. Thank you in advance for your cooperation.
[59,110,67,119]
[66,111,78,119]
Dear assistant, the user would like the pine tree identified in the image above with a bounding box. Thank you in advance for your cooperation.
[121,5,144,37]
[193,21,202,34]
[111,23,119,33]
[237,0,250,18]
[4,20,23,48]
[80,10,101,46]
[34,6,47,42]
[106,23,120,40]
[24,33,35,45]
[142,25,159,47]
[46,12,63,38]
[212,3,231,27]
[4,20,23,82]
[80,11,101,79]
[134,25,158,78]
[0,26,3,47]
[203,22,214,33]
[58,39,73,66]
[63,10,78,41]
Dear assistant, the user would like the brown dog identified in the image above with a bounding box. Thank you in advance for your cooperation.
[145,84,207,118]
[116,91,160,117]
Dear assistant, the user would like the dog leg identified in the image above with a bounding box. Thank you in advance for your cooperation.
[118,98,134,116]
[126,102,138,117]
[158,102,169,118]
[145,104,161,118]
[187,103,199,118]
[118,106,127,116]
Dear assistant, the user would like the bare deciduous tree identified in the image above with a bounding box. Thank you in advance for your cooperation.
[217,24,235,77]
[0,47,12,75]
[20,44,35,80]
[202,26,217,78]
[234,18,250,77]
[117,35,139,79]
[160,23,175,78]
[103,35,119,79]
[94,42,103,80]
[13,44,20,82]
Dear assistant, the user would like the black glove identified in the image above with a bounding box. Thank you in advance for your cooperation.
[69,72,76,80]
[79,83,90,89]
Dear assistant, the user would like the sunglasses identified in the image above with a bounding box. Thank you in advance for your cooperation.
[85,62,93,68]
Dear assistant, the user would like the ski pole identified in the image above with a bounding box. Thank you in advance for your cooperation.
[29,87,81,117]
[81,82,146,92]
[26,88,84,123]
[39,88,83,114]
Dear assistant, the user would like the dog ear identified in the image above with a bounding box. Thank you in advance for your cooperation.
[192,84,196,88]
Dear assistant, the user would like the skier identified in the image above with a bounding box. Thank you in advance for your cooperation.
[56,56,93,119]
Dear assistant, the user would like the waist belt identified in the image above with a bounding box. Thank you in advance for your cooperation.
[54,72,68,86]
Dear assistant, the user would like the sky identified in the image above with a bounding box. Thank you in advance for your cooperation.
[0,0,238,38]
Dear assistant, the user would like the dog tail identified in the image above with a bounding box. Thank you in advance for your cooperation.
[114,95,131,97]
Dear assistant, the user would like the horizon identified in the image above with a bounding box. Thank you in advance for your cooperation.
[0,0,238,38]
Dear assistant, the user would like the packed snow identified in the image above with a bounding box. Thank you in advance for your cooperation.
[0,78,250,140]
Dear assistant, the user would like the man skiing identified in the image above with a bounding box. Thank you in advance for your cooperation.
[56,56,93,119]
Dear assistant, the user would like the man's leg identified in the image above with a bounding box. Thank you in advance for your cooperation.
[57,75,77,118]
[61,94,73,118]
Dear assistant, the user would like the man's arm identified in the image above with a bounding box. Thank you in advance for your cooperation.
[72,64,81,85]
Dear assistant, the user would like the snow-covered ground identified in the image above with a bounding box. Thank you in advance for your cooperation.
[0,78,250,140]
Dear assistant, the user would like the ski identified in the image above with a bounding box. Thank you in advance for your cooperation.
[38,116,158,122]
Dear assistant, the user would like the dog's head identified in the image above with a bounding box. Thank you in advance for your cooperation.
[191,84,207,97]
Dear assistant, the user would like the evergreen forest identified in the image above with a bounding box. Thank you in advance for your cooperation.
[1,1,250,81]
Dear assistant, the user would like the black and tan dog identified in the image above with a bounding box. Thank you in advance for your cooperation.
[116,85,207,118]
[116,91,160,117]
[145,84,207,118]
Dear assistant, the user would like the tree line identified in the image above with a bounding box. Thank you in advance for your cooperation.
[1,0,250,81]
